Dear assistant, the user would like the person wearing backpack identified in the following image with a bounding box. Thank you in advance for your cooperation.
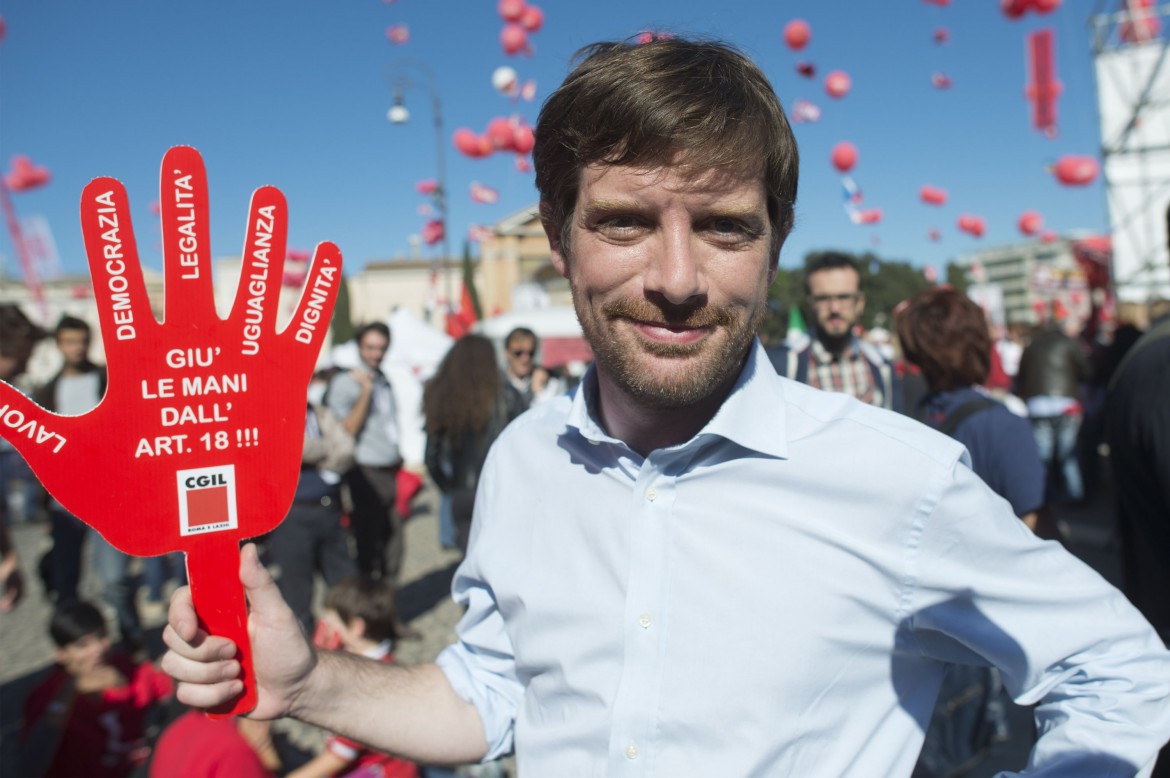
[896,287,1047,776]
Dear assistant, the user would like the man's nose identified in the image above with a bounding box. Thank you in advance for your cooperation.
[645,227,707,305]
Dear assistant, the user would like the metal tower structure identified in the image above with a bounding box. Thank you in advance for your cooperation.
[1090,1,1170,303]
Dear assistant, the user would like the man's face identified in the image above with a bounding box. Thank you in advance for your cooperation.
[357,330,390,371]
[56,328,90,369]
[505,335,537,379]
[807,267,864,343]
[549,162,777,408]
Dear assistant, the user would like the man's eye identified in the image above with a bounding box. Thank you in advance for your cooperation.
[711,218,743,233]
[601,215,640,230]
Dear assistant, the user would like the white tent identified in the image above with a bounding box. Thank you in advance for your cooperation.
[326,307,454,467]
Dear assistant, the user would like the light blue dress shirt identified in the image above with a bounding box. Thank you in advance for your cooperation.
[436,341,1170,776]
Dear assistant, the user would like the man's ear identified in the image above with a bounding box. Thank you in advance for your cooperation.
[539,200,569,278]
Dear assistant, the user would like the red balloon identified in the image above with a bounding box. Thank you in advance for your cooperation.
[831,141,858,173]
[933,27,950,44]
[957,214,986,238]
[927,228,942,242]
[1018,210,1044,236]
[796,61,816,78]
[1001,0,1031,19]
[919,185,947,206]
[512,124,535,154]
[501,23,528,56]
[498,0,526,21]
[453,128,492,158]
[1053,155,1099,186]
[520,4,544,32]
[784,20,811,51]
[486,117,516,151]
[1033,0,1061,14]
[825,70,851,99]
[416,179,438,196]
[857,208,883,225]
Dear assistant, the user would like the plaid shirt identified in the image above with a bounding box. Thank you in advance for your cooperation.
[805,338,881,407]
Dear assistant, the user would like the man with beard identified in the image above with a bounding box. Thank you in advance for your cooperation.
[162,37,1170,775]
[769,253,898,410]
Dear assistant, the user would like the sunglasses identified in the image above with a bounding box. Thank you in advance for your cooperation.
[510,349,535,357]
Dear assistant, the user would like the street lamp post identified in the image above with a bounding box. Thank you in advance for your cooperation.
[385,60,453,318]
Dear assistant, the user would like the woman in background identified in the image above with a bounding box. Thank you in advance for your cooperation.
[423,335,508,553]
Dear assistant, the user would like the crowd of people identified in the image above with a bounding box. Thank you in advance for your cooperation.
[1,32,1168,778]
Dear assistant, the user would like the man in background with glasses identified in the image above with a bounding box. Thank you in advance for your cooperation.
[500,326,555,421]
[769,252,898,410]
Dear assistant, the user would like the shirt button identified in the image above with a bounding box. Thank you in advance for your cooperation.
[638,613,652,629]
[644,487,658,501]
[625,744,639,760]
[588,438,601,446]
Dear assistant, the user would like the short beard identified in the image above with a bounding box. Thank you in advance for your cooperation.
[816,325,853,355]
[574,292,763,409]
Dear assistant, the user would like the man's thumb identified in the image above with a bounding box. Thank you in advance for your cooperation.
[239,543,283,612]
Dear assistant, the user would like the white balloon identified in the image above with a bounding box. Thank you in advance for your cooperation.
[492,65,518,94]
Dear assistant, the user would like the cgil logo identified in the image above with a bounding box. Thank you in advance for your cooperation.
[184,474,227,489]
[176,465,238,536]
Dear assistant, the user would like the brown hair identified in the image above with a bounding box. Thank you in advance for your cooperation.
[422,334,501,447]
[895,288,991,392]
[324,576,399,643]
[534,36,798,259]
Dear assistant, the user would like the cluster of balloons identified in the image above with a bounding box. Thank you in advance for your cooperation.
[498,0,544,56]
[1001,0,1063,20]
[783,19,852,99]
[4,155,51,192]
[453,115,535,161]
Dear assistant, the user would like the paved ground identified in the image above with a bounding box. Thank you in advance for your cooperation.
[0,458,1127,777]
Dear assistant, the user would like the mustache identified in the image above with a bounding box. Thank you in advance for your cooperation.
[602,298,735,328]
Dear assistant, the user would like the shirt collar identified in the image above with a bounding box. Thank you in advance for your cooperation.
[564,340,789,460]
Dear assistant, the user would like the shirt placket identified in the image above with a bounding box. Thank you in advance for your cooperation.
[606,452,675,776]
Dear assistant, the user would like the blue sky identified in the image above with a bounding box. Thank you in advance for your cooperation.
[0,1,1120,285]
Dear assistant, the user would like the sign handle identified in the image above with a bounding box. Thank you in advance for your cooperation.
[186,538,257,717]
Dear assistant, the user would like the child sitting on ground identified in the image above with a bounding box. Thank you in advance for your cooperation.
[19,599,174,777]
[289,576,419,778]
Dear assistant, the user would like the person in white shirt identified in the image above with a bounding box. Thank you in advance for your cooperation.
[162,36,1170,776]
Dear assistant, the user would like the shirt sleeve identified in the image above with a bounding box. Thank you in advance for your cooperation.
[433,454,524,762]
[906,459,1170,776]
[326,374,359,420]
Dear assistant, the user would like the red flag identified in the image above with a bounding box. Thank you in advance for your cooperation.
[445,282,479,338]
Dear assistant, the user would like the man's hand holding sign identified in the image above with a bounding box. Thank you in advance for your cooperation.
[0,146,342,716]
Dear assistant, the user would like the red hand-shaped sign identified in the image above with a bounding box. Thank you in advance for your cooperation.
[0,147,342,716]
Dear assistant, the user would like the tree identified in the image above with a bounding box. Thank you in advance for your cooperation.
[330,272,355,345]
